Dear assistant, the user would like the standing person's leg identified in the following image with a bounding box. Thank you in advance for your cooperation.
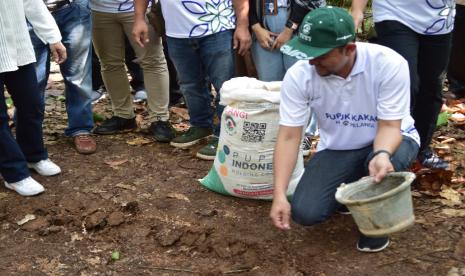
[447,4,465,98]
[121,12,173,142]
[374,21,447,168]
[124,36,145,93]
[54,4,96,154]
[200,30,235,137]
[0,73,31,184]
[196,30,235,160]
[92,11,136,134]
[2,65,60,195]
[167,37,214,149]
[0,70,45,196]
[92,47,104,91]
[414,33,452,165]
[4,65,48,165]
[375,21,419,110]
[162,37,183,106]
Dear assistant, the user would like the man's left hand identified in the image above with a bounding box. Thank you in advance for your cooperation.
[49,42,67,64]
[368,153,394,183]
[233,26,252,56]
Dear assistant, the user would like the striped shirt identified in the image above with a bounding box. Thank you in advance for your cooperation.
[0,0,61,73]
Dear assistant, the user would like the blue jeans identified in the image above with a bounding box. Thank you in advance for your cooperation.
[0,64,48,183]
[291,136,419,226]
[251,8,298,81]
[29,2,93,137]
[166,30,235,136]
[374,20,452,154]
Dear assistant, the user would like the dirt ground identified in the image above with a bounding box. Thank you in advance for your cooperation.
[1,71,465,275]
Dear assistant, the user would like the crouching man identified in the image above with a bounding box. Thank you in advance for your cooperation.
[270,6,420,252]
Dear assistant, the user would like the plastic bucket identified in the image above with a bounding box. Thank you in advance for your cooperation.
[335,172,416,237]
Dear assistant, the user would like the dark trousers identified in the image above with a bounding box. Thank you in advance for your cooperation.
[448,5,465,94]
[0,64,48,183]
[374,20,452,153]
[291,136,419,226]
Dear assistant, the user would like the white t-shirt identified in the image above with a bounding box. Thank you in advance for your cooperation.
[90,0,151,13]
[373,0,456,35]
[280,42,420,151]
[160,0,236,38]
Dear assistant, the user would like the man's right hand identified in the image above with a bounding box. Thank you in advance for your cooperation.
[270,195,291,230]
[132,18,149,48]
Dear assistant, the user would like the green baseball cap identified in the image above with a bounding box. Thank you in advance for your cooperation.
[281,6,355,60]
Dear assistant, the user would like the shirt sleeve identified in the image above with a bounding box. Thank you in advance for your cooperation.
[279,64,311,127]
[249,0,260,27]
[289,0,326,24]
[377,56,411,121]
[23,0,62,44]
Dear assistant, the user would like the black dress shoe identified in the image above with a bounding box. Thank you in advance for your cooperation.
[93,116,136,135]
[150,120,175,142]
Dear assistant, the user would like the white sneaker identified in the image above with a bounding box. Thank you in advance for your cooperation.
[27,159,61,176]
[133,89,148,102]
[5,177,45,196]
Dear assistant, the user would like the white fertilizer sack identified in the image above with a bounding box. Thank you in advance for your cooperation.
[200,77,304,200]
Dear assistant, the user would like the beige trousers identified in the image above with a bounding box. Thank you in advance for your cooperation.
[92,11,169,122]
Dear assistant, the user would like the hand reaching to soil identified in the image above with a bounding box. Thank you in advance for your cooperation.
[270,196,291,230]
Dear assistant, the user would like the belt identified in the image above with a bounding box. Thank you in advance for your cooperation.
[48,0,73,13]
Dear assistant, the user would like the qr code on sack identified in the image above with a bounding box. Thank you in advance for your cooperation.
[241,121,266,142]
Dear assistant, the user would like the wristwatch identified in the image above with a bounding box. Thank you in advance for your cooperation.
[285,20,298,31]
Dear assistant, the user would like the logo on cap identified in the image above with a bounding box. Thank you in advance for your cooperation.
[302,23,312,34]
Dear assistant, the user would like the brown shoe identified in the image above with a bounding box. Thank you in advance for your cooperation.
[74,134,97,154]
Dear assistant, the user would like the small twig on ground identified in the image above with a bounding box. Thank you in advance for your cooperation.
[178,158,205,170]
[223,266,259,274]
[139,266,199,273]
[417,205,443,214]
[377,247,451,267]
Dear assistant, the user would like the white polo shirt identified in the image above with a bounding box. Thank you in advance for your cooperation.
[373,0,456,35]
[280,42,420,151]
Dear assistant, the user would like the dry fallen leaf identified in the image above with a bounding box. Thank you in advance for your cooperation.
[439,186,463,206]
[450,113,465,124]
[104,159,128,167]
[172,122,190,132]
[441,208,465,217]
[71,233,83,242]
[170,107,190,120]
[166,193,190,202]
[126,137,153,146]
